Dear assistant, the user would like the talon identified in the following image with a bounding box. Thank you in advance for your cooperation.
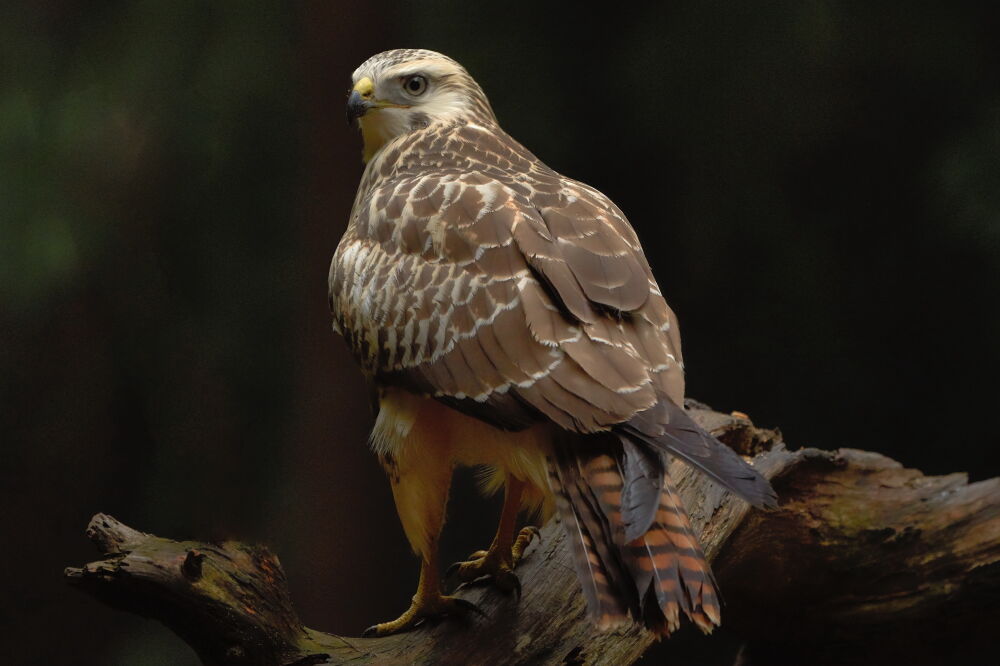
[447,553,491,587]
[453,597,486,617]
[510,571,522,600]
[362,594,481,637]
[511,525,540,565]
[492,567,520,596]
[447,525,538,597]
[444,561,464,593]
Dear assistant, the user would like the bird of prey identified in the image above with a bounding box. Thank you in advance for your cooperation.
[330,49,776,638]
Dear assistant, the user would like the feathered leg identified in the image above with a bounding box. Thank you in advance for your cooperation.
[362,449,479,637]
[446,475,539,595]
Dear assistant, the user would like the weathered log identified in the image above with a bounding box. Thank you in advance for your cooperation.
[64,407,1000,665]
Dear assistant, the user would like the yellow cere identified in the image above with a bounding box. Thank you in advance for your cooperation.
[353,77,374,97]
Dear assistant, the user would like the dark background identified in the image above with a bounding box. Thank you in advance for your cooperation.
[3,1,999,664]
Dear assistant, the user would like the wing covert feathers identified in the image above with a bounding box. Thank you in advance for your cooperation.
[621,398,779,509]
[329,122,687,434]
[549,437,722,637]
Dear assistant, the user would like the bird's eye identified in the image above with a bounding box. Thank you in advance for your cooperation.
[402,75,428,96]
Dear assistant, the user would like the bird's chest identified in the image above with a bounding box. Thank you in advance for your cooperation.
[329,234,397,371]
[330,203,480,374]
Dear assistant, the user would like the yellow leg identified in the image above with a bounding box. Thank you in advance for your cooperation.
[362,550,480,637]
[446,475,540,596]
[362,450,480,637]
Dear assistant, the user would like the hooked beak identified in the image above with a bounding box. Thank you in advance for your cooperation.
[347,89,372,124]
[347,77,375,125]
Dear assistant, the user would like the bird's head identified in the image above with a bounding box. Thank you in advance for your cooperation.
[347,49,496,163]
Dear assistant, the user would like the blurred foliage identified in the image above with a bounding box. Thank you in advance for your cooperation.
[1,2,298,664]
[2,2,999,664]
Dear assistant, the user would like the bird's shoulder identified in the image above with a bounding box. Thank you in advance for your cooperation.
[352,120,644,264]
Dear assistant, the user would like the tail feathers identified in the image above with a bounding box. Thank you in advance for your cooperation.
[619,436,663,543]
[625,474,720,635]
[620,397,778,509]
[547,452,633,629]
[549,439,721,637]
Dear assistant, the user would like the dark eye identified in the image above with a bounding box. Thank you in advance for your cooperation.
[402,75,428,96]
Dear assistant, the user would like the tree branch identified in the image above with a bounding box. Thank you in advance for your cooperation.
[65,407,1000,665]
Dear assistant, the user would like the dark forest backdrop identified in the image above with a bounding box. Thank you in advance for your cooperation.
[2,2,999,664]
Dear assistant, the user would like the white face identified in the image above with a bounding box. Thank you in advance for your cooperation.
[347,55,490,161]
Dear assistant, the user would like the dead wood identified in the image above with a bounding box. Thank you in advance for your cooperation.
[65,406,1000,665]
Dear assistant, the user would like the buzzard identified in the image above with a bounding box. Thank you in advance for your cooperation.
[329,49,776,637]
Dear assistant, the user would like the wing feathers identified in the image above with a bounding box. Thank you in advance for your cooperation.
[331,166,688,439]
[620,398,778,509]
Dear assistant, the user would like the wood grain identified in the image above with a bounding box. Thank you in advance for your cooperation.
[65,406,1000,665]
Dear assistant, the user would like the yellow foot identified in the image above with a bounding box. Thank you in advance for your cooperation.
[446,526,540,597]
[361,593,483,637]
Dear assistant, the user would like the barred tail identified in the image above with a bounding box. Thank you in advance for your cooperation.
[549,436,721,636]
[547,448,635,629]
[627,473,720,635]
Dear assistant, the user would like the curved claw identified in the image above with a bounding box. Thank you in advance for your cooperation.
[508,571,522,600]
[452,596,486,618]
[445,560,460,579]
[420,596,484,626]
[447,559,523,597]
[511,525,540,565]
[487,565,519,596]
[444,561,463,593]
[361,593,482,637]
[447,525,539,597]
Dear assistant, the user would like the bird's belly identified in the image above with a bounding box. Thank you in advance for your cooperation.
[372,387,553,507]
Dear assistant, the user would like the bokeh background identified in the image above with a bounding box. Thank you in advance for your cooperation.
[3,1,999,664]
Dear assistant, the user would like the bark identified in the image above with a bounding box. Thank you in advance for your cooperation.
[64,406,1000,665]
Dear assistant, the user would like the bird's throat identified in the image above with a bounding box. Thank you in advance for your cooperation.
[361,122,383,163]
[359,113,406,164]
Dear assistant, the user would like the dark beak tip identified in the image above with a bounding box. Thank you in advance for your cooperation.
[347,90,367,126]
